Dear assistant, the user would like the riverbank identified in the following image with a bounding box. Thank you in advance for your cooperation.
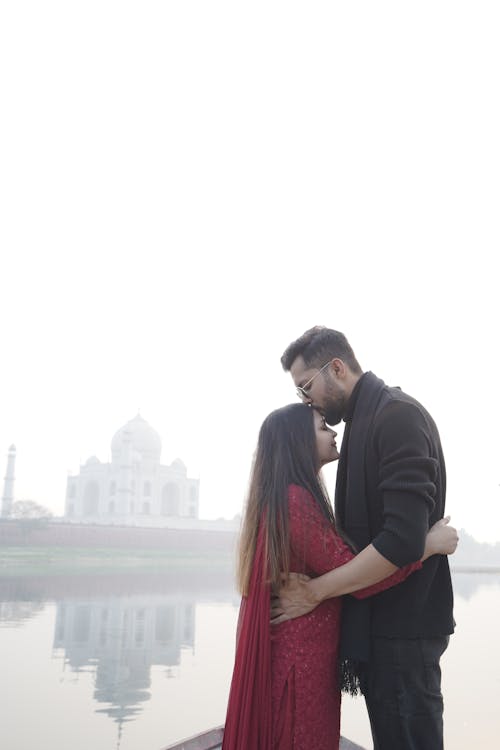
[0,545,234,577]
[2,545,499,579]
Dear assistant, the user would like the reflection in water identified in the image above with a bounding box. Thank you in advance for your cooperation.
[0,600,44,627]
[0,569,498,750]
[0,569,237,750]
[451,569,500,601]
[53,594,195,734]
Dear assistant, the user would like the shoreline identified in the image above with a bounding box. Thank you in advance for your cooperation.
[0,545,234,577]
[1,547,499,578]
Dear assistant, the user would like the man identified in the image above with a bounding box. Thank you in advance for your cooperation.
[274,326,455,750]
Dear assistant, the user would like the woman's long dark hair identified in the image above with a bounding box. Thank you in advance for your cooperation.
[237,403,335,595]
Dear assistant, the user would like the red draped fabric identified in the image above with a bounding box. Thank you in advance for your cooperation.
[221,521,272,750]
[222,486,423,749]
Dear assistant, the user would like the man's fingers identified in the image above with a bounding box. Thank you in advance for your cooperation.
[434,516,450,527]
[270,613,289,626]
[279,571,311,584]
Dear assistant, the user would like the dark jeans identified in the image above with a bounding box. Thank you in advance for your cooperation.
[362,636,449,750]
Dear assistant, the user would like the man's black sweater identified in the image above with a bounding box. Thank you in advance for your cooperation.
[339,374,454,638]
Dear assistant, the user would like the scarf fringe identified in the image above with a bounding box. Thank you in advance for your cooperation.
[339,658,364,696]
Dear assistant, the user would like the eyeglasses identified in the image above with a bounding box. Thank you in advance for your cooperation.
[296,360,333,401]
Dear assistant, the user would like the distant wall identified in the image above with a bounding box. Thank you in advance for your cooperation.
[0,519,237,554]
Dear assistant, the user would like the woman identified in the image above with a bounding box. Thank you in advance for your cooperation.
[222,403,457,750]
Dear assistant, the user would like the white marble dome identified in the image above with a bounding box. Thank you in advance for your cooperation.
[111,414,162,462]
[171,457,187,475]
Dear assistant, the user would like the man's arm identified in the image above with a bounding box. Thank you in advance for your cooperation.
[271,544,396,623]
[369,400,439,566]
[271,517,457,624]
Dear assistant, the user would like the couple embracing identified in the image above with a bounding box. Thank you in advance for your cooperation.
[222,326,456,750]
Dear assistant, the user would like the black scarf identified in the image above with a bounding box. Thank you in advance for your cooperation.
[334,371,391,695]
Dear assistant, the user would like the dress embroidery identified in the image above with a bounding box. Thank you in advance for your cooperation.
[270,485,422,749]
[223,484,422,750]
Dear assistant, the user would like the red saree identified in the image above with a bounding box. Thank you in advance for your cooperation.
[222,521,272,750]
[222,485,423,750]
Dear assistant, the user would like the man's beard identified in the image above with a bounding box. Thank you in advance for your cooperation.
[323,403,344,427]
[323,406,342,427]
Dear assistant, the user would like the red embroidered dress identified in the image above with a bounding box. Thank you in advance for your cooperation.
[223,484,423,750]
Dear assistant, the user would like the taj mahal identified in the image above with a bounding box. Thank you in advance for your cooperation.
[1,414,239,531]
[64,414,201,529]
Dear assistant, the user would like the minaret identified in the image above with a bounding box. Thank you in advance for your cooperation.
[1,444,16,518]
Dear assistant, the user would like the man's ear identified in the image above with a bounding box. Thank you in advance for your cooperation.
[330,358,346,378]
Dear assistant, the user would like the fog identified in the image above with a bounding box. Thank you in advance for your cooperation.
[1,2,499,541]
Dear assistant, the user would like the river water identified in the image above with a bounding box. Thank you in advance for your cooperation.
[0,569,498,750]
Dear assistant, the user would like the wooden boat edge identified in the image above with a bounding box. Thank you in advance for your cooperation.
[162,726,366,749]
[161,726,224,750]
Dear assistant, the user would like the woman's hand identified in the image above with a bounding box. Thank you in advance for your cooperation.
[423,516,459,560]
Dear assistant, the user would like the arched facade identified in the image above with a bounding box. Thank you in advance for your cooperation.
[64,414,200,527]
[161,483,180,516]
[83,482,99,516]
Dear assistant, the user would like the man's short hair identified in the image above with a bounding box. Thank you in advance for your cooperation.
[280,326,362,374]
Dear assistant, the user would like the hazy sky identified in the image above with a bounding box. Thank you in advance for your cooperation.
[1,2,499,542]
